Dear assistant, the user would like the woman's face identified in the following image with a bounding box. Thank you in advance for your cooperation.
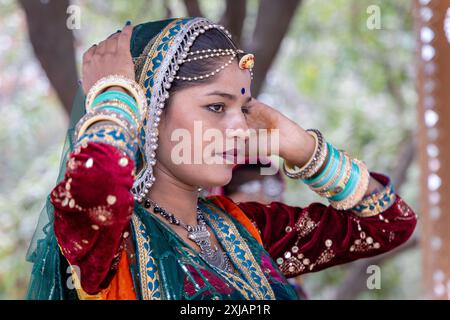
[156,61,252,189]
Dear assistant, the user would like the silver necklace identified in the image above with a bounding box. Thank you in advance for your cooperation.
[143,198,232,273]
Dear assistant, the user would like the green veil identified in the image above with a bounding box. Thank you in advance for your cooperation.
[25,17,220,299]
[25,18,182,299]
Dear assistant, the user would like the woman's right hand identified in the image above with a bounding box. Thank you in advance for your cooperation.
[81,23,135,93]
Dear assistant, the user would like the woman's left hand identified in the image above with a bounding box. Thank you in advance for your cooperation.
[245,98,316,167]
[245,99,384,195]
[81,24,135,94]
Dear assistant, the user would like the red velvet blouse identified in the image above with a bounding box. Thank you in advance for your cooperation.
[50,142,417,294]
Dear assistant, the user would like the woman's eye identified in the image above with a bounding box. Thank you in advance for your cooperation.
[241,106,250,114]
[207,104,225,113]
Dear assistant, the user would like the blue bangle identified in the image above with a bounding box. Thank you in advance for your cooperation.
[93,90,138,110]
[324,153,348,192]
[93,90,140,119]
[95,105,137,127]
[329,160,360,202]
[310,146,341,188]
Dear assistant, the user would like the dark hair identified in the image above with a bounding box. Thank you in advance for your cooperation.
[223,163,283,196]
[168,28,241,96]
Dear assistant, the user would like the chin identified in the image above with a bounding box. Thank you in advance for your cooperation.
[201,163,234,188]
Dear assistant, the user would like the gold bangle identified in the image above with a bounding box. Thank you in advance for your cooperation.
[85,75,147,117]
[75,111,137,141]
[315,152,350,196]
[329,159,370,210]
[319,153,353,198]
[310,149,344,193]
[93,100,140,127]
[76,124,137,160]
[76,114,130,141]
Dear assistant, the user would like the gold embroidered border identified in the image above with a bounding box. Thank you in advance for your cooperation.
[202,202,276,300]
[131,214,162,300]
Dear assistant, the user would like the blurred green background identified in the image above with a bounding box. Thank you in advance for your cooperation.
[0,0,420,299]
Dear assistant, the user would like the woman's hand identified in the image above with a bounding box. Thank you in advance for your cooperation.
[245,99,385,195]
[81,23,135,93]
[245,98,316,167]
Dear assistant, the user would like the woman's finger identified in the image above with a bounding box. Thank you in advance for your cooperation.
[246,104,278,130]
[82,44,97,63]
[95,39,107,55]
[105,32,120,54]
[106,29,121,39]
[118,24,133,52]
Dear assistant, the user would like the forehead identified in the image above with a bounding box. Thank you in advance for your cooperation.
[192,62,252,94]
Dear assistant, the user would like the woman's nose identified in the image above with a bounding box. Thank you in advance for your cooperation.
[225,112,250,141]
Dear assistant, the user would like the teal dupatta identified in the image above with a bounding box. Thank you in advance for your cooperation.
[131,198,298,300]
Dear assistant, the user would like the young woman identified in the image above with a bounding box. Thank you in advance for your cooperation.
[26,17,417,300]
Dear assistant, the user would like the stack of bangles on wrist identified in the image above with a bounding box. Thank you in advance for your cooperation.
[74,75,147,161]
[283,129,374,211]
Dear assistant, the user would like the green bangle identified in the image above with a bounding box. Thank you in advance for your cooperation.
[329,160,360,202]
[93,90,140,119]
[324,153,348,192]
[308,144,340,188]
[93,90,138,109]
[96,105,138,127]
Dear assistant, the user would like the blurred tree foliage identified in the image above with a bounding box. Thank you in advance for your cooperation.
[0,0,420,299]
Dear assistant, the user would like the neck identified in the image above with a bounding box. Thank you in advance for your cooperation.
[146,163,199,226]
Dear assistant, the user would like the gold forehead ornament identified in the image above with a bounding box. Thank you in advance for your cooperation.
[239,53,255,70]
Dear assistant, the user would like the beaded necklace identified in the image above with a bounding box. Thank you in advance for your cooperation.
[143,198,232,273]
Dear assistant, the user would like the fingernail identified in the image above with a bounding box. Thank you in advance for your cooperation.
[125,20,131,26]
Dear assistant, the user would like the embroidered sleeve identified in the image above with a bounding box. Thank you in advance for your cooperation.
[237,172,417,278]
[51,141,135,294]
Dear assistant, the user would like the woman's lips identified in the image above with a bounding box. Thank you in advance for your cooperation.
[213,148,242,164]
[222,148,238,157]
